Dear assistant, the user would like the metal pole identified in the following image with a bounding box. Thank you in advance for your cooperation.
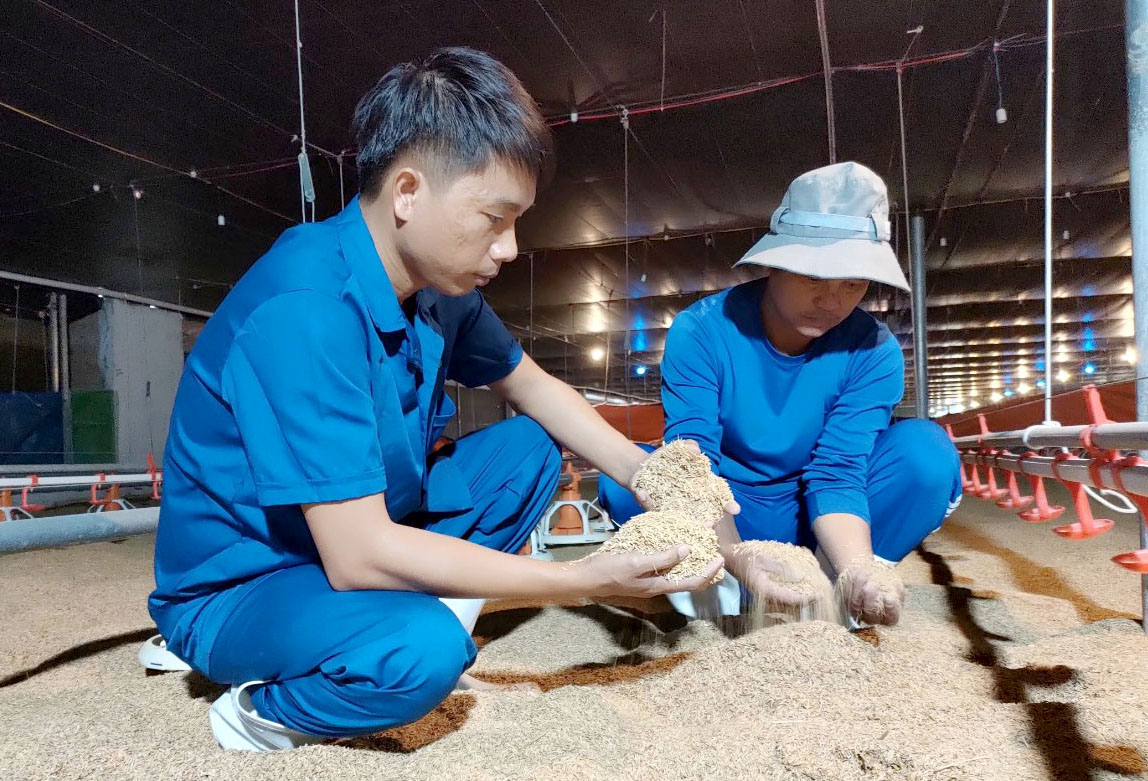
[0,508,159,555]
[911,214,928,417]
[47,293,59,393]
[897,65,913,284]
[814,0,836,164]
[0,269,212,319]
[1043,0,1056,423]
[294,0,310,222]
[58,293,72,464]
[1126,0,1148,631]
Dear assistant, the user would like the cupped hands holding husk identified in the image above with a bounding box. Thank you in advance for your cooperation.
[835,555,905,625]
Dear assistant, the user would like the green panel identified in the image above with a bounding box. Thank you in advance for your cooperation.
[71,390,116,463]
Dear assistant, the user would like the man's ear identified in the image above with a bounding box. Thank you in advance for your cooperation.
[392,167,424,223]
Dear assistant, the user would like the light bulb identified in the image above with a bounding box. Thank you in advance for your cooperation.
[589,347,605,361]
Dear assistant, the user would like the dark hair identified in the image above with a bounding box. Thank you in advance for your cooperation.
[351,47,554,198]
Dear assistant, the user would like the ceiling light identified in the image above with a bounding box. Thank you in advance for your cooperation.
[589,347,605,361]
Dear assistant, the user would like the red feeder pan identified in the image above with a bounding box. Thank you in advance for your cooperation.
[1053,518,1115,539]
[1112,550,1148,573]
[1020,505,1066,522]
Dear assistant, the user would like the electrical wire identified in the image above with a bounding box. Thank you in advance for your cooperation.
[0,100,296,222]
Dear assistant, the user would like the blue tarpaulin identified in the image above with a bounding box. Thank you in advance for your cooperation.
[0,392,63,465]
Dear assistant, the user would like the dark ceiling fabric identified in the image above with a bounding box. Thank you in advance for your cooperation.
[0,0,1133,402]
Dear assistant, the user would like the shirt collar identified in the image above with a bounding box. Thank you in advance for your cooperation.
[334,195,407,334]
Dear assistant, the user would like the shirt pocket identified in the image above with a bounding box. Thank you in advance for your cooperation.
[430,392,457,444]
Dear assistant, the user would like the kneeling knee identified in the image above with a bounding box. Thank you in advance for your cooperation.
[323,602,475,728]
[887,419,960,493]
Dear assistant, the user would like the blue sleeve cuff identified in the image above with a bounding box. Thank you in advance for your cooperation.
[805,488,870,523]
[254,468,388,507]
[458,341,524,388]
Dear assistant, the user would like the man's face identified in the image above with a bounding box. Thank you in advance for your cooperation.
[764,269,869,341]
[394,159,536,296]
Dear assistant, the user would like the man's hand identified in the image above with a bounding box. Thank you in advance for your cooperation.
[837,558,904,626]
[570,545,724,599]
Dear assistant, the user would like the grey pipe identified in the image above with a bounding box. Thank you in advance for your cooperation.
[911,214,928,417]
[0,508,158,555]
[960,451,1148,494]
[0,269,212,319]
[952,421,1148,452]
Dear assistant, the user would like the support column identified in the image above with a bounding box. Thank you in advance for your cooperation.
[58,293,72,462]
[1126,0,1148,632]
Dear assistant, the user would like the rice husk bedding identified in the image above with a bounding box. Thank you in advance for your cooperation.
[4,507,1148,780]
[632,439,734,521]
[733,539,839,625]
[596,509,724,583]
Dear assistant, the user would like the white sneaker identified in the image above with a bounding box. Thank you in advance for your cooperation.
[138,634,191,672]
[209,681,324,751]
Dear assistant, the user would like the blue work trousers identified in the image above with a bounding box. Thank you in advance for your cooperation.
[189,416,560,737]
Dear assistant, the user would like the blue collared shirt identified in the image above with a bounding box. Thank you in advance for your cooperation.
[661,278,904,522]
[149,196,522,615]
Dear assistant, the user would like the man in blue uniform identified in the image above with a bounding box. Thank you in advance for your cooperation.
[601,163,961,625]
[148,48,723,751]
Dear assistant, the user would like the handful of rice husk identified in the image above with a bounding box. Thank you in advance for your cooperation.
[599,510,724,584]
[633,439,734,522]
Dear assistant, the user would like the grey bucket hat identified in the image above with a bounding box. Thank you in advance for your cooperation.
[734,161,910,292]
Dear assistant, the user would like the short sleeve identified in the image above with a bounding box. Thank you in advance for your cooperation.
[222,291,387,506]
[446,292,523,387]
